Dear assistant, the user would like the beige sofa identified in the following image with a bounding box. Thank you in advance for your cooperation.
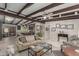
[16,35,42,52]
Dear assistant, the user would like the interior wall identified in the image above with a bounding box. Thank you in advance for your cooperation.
[2,24,17,36]
[35,22,45,40]
[45,19,79,41]
[0,21,2,40]
[17,25,29,33]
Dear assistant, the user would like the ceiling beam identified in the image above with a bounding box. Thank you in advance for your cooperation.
[25,21,33,25]
[23,20,29,24]
[32,15,42,19]
[53,4,79,14]
[17,3,34,15]
[0,10,42,23]
[3,23,15,25]
[11,18,15,24]
[3,16,5,23]
[15,19,23,25]
[25,3,63,18]
[3,3,7,24]
[0,7,5,10]
[5,3,7,9]
[44,14,79,22]
[31,4,79,21]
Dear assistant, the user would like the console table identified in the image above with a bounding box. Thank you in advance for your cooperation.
[58,34,68,41]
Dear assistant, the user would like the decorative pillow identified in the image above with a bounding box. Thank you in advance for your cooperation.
[19,37,27,43]
[26,35,35,42]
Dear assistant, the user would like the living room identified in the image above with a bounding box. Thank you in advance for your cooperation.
[0,3,79,56]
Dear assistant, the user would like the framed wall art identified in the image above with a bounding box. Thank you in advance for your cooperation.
[56,23,61,28]
[67,24,74,29]
[61,24,67,29]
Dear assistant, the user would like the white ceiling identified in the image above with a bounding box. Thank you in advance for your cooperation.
[21,3,52,15]
[7,3,26,12]
[0,3,5,8]
[30,3,78,17]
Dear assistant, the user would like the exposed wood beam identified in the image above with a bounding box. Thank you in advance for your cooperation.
[3,23,14,25]
[17,3,34,15]
[3,16,5,23]
[25,3,63,18]
[25,21,33,25]
[15,19,23,25]
[11,18,15,24]
[53,4,79,14]
[32,15,42,19]
[31,4,79,21]
[5,3,7,9]
[3,3,7,24]
[24,16,42,24]
[23,21,29,24]
[7,10,18,14]
[0,10,42,23]
[44,14,79,22]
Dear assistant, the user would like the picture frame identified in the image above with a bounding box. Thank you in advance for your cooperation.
[56,23,61,28]
[67,24,74,29]
[61,24,67,29]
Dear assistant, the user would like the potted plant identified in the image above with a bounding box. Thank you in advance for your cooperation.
[35,32,43,40]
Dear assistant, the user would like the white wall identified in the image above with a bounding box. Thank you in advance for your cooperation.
[17,25,29,34]
[45,19,79,41]
[2,24,17,36]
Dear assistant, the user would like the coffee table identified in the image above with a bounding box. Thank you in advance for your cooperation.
[28,42,52,56]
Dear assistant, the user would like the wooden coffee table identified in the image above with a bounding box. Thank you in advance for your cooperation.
[63,47,79,56]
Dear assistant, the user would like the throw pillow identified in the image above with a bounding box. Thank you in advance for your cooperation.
[19,37,27,43]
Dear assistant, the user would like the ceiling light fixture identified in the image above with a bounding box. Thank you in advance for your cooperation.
[43,16,47,19]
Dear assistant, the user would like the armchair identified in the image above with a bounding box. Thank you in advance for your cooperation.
[16,36,28,52]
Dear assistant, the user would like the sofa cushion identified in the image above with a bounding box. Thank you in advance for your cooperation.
[26,35,35,42]
[19,37,27,43]
[22,40,41,46]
